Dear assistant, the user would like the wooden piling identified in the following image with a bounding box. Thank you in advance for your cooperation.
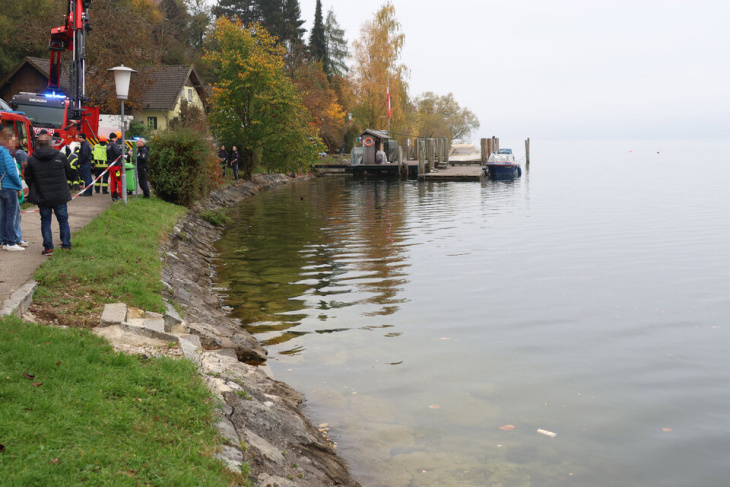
[397,147,404,179]
[428,139,436,172]
[444,138,449,164]
[525,138,530,165]
[418,140,425,177]
[480,138,488,165]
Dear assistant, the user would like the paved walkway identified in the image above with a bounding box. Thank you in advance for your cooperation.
[0,193,112,317]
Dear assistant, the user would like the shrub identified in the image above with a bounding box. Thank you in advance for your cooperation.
[148,129,222,207]
[200,209,232,227]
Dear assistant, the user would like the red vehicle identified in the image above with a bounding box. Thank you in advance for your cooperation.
[0,98,35,156]
[10,93,99,149]
[9,0,97,150]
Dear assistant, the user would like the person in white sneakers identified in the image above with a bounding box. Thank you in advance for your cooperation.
[0,124,25,251]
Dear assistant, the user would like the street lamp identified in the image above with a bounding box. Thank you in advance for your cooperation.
[108,65,137,204]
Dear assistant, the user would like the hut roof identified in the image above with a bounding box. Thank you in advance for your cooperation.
[359,129,390,140]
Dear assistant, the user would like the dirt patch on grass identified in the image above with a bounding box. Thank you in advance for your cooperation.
[30,300,103,329]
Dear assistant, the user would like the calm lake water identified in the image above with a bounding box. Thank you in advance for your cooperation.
[214,139,730,487]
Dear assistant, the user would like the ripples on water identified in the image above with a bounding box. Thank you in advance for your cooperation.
[215,139,730,487]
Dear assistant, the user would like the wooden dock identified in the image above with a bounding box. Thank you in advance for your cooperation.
[420,164,484,181]
[313,162,484,181]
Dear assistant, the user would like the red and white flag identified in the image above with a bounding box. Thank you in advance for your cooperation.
[387,84,391,119]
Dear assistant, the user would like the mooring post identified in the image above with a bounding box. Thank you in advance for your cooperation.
[444,138,450,165]
[397,147,404,179]
[426,139,436,172]
[525,138,530,165]
[481,138,488,165]
[418,140,425,177]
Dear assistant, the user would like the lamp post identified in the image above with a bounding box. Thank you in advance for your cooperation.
[108,65,136,204]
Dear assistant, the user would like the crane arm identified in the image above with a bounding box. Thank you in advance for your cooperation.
[48,0,92,122]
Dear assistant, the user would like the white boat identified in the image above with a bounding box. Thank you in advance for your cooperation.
[484,148,522,179]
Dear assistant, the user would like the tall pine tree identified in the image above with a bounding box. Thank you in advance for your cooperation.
[212,0,261,25]
[308,0,328,73]
[282,0,305,43]
[260,0,304,45]
[325,8,348,77]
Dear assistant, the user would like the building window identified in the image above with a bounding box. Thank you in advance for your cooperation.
[187,89,193,102]
[147,117,157,130]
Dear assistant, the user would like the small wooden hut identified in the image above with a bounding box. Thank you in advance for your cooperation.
[358,129,389,164]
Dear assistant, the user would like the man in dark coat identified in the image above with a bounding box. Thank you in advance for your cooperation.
[218,145,228,177]
[136,138,150,198]
[24,134,74,255]
[77,133,94,196]
[230,146,239,180]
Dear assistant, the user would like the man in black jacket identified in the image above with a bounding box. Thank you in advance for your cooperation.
[77,133,93,196]
[24,135,74,255]
[136,138,150,198]
[218,145,227,177]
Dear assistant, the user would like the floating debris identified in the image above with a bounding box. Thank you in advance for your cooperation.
[537,428,557,438]
[499,424,516,431]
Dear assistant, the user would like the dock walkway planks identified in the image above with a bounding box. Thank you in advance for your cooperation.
[420,164,484,182]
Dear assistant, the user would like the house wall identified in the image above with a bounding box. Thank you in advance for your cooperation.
[1,66,51,102]
[133,80,204,134]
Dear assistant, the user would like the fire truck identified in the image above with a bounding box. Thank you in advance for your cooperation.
[10,0,97,149]
[0,98,35,156]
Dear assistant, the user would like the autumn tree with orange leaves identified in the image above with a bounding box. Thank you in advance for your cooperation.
[292,62,347,153]
[205,17,322,179]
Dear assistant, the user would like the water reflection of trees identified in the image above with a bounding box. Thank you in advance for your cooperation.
[214,178,411,349]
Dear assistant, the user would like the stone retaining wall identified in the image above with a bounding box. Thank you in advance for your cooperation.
[159,175,361,486]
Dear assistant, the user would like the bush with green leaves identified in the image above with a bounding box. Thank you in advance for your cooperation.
[148,129,221,207]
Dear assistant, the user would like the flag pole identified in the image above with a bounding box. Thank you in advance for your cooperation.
[387,71,391,134]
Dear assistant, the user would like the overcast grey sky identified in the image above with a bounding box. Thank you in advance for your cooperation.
[299,0,730,141]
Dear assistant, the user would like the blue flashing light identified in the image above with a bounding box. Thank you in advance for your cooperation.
[44,92,66,99]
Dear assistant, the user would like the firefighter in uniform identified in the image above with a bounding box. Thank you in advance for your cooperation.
[92,135,108,193]
[66,146,81,191]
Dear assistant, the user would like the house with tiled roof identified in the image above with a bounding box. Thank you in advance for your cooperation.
[0,57,206,133]
[134,65,206,132]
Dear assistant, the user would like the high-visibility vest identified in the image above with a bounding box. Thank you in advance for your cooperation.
[93,143,108,167]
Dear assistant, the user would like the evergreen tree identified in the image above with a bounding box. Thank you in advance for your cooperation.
[282,0,305,43]
[308,0,328,73]
[325,8,348,77]
[212,0,261,25]
[259,0,304,46]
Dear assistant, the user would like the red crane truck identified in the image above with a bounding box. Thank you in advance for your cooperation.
[10,0,98,150]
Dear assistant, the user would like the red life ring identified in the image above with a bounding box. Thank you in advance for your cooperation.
[363,136,374,147]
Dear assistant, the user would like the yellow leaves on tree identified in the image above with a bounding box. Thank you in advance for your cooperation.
[293,62,347,152]
[205,17,322,178]
[350,2,410,136]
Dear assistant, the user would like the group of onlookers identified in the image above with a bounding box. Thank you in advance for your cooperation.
[217,145,240,180]
[0,127,152,256]
[0,126,71,254]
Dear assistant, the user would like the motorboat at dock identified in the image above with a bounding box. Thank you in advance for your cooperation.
[483,148,522,179]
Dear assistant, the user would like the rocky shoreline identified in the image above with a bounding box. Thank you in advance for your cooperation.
[159,175,361,487]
